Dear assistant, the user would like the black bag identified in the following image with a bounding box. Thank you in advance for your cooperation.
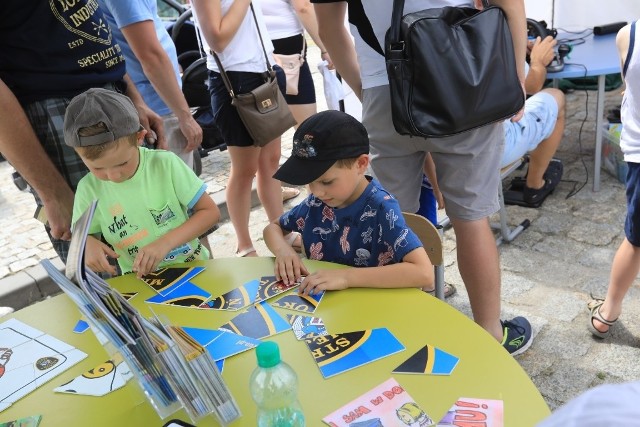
[385,0,524,138]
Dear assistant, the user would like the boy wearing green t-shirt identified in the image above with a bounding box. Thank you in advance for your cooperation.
[64,88,220,278]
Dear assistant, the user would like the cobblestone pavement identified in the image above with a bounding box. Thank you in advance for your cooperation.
[1,42,638,415]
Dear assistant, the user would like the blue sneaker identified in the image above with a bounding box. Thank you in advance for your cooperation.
[501,316,533,356]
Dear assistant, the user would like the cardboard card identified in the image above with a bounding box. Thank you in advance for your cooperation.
[436,398,503,426]
[304,328,404,379]
[145,281,211,308]
[199,279,260,311]
[54,360,133,397]
[0,318,87,412]
[218,302,291,339]
[181,327,261,361]
[323,378,434,426]
[72,320,90,334]
[286,314,328,340]
[0,415,42,427]
[392,344,459,376]
[270,290,325,313]
[118,291,138,301]
[254,276,302,304]
[140,266,205,296]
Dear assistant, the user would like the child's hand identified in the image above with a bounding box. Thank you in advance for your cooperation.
[299,269,348,295]
[133,240,170,278]
[85,236,119,276]
[274,247,309,285]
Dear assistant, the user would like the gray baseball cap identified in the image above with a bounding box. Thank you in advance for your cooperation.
[63,88,140,147]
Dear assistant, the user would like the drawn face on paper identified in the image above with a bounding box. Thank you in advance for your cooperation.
[54,360,132,397]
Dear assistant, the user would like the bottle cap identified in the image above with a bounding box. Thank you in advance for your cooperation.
[256,341,281,368]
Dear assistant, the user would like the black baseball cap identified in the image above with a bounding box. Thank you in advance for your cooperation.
[273,110,369,185]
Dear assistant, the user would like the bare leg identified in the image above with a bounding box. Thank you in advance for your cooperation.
[288,103,317,129]
[592,238,640,332]
[256,137,284,222]
[226,145,260,254]
[526,88,566,189]
[451,216,503,341]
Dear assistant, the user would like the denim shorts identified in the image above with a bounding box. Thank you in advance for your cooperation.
[208,65,287,147]
[502,91,558,167]
[625,162,640,246]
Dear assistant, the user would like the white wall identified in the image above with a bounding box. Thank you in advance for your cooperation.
[525,0,640,30]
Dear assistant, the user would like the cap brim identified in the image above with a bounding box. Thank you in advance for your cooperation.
[273,157,336,185]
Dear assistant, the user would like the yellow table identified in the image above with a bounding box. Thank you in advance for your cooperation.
[1,257,549,426]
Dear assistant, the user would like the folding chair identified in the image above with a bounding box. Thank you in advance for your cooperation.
[403,212,446,300]
[492,158,531,245]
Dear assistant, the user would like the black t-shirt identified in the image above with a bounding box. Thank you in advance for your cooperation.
[0,0,126,104]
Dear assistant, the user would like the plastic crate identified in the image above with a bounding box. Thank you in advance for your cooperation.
[601,124,628,184]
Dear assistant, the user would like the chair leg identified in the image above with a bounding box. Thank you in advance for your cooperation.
[492,178,531,245]
[434,265,446,300]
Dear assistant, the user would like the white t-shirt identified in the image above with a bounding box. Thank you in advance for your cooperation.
[194,0,276,73]
[312,0,471,89]
[261,0,304,40]
[621,20,640,162]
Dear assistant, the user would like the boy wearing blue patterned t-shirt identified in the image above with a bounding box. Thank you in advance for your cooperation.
[264,110,433,294]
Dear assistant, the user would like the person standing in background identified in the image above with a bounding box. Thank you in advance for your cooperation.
[0,0,163,263]
[261,0,335,237]
[586,21,640,339]
[97,0,203,169]
[191,0,289,257]
[261,0,333,126]
[312,0,534,355]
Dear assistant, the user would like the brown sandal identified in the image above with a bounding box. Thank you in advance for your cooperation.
[587,297,618,339]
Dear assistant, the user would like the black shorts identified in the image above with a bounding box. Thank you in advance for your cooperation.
[208,65,287,147]
[625,162,640,246]
[272,33,316,105]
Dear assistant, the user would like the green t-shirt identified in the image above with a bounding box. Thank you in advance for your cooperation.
[72,147,209,273]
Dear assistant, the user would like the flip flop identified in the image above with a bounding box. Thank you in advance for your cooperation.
[282,186,301,202]
[236,247,257,257]
[424,283,457,299]
[587,297,618,339]
[284,232,302,253]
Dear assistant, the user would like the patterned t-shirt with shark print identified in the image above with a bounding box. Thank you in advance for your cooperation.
[279,177,422,267]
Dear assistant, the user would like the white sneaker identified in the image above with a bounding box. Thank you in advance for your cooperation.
[0,306,14,318]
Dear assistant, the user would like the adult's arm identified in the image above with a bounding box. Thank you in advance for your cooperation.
[121,73,166,149]
[291,0,333,68]
[526,36,556,95]
[490,0,527,120]
[120,20,203,152]
[191,0,251,53]
[0,79,74,241]
[313,2,362,99]
[616,24,631,72]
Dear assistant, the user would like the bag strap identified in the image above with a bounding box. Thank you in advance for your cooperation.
[389,0,491,44]
[210,2,273,98]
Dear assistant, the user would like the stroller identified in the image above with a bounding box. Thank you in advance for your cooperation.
[168,7,227,177]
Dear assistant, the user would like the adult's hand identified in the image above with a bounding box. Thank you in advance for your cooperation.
[179,114,203,152]
[529,36,557,69]
[43,186,75,241]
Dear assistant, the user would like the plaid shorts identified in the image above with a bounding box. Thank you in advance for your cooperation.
[23,96,90,262]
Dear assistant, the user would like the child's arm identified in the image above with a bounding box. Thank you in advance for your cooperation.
[132,193,220,278]
[264,221,309,285]
[423,154,444,210]
[298,247,434,295]
[85,235,119,276]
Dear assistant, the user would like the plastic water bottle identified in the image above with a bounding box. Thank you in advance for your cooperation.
[249,341,305,427]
